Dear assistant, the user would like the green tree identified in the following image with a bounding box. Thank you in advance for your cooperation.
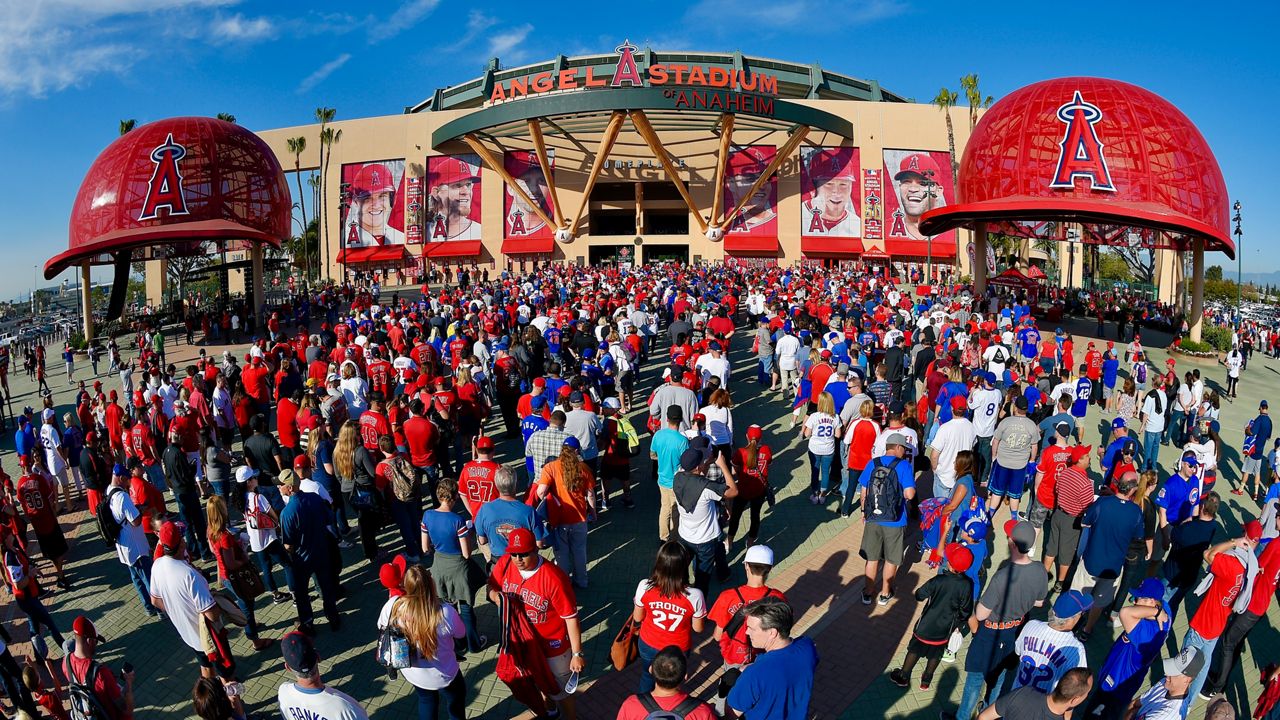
[286,137,309,278]
[119,119,137,135]
[932,87,959,185]
[959,74,994,132]
[215,113,237,123]
[315,107,337,280]
[1206,265,1224,281]
[1096,250,1134,282]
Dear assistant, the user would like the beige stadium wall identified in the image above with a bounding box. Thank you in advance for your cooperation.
[256,99,979,281]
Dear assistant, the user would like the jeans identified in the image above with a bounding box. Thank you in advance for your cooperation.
[127,555,158,614]
[638,638,661,694]
[1164,582,1193,625]
[15,595,65,648]
[552,522,588,588]
[221,578,259,639]
[840,465,865,516]
[1166,411,1185,445]
[1181,627,1218,718]
[415,673,467,720]
[1143,431,1162,472]
[390,495,423,562]
[808,451,834,495]
[681,536,726,598]
[1206,611,1261,695]
[254,539,295,594]
[290,556,340,627]
[454,601,485,653]
[175,491,210,561]
[975,436,993,485]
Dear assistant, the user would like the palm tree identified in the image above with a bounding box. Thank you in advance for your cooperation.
[932,87,959,185]
[314,108,336,281]
[959,74,994,133]
[286,137,309,278]
[215,113,237,124]
[319,125,341,283]
[119,119,137,135]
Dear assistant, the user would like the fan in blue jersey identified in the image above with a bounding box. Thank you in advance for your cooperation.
[1071,368,1093,419]
[1084,578,1171,720]
[543,322,562,357]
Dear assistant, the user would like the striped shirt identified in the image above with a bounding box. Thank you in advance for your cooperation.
[1055,467,1095,517]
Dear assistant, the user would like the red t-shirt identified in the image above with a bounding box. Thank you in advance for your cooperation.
[241,364,270,403]
[17,474,57,535]
[707,316,734,339]
[307,359,329,386]
[359,410,391,451]
[403,416,438,468]
[616,692,717,720]
[130,424,158,467]
[489,558,578,657]
[1248,539,1280,616]
[276,398,300,449]
[708,585,788,665]
[732,446,772,499]
[633,582,706,651]
[1190,552,1247,640]
[458,460,501,518]
[64,654,126,720]
[1036,445,1072,509]
[171,415,200,453]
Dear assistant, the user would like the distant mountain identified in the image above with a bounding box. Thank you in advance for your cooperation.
[1239,270,1280,287]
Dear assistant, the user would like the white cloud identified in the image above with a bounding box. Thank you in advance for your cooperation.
[211,13,276,44]
[296,53,352,94]
[488,24,534,62]
[367,0,440,42]
[443,11,499,53]
[686,0,906,31]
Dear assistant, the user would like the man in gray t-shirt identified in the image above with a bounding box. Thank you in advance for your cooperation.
[989,397,1042,517]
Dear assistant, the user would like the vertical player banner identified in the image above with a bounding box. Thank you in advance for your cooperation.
[862,169,883,240]
[881,149,955,244]
[405,173,424,244]
[722,146,777,237]
[341,159,406,247]
[503,150,556,239]
[426,154,483,244]
[799,147,861,239]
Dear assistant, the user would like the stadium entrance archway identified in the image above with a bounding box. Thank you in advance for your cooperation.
[643,244,689,264]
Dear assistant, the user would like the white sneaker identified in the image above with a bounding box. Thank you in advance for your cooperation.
[941,650,956,664]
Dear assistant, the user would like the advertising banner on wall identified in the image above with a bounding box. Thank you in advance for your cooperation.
[882,149,955,245]
[503,150,556,239]
[341,160,406,247]
[722,146,777,237]
[426,154,483,243]
[799,147,861,239]
[863,169,884,240]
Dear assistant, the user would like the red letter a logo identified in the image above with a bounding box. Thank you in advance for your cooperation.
[610,40,643,87]
[139,133,191,220]
[1050,91,1116,192]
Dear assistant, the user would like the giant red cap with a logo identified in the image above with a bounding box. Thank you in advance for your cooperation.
[48,116,291,281]
[726,147,769,179]
[807,148,857,186]
[430,157,480,187]
[919,77,1232,257]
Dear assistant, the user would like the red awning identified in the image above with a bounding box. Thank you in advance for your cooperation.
[800,237,863,256]
[724,235,780,255]
[336,246,409,264]
[882,239,957,258]
[424,240,483,258]
[501,237,555,255]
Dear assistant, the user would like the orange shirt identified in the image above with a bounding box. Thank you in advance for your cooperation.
[537,460,595,527]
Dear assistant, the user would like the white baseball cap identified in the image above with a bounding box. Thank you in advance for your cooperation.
[234,466,258,484]
[744,545,774,566]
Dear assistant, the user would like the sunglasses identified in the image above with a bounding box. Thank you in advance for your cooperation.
[511,551,536,559]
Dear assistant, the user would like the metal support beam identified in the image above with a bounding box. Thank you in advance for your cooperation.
[526,119,565,229]
[709,114,735,228]
[629,110,709,234]
[721,126,809,230]
[250,243,264,328]
[974,223,989,296]
[461,133,557,232]
[570,111,626,235]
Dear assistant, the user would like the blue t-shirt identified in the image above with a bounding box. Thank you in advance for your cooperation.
[1251,414,1273,459]
[279,492,334,565]
[963,538,990,601]
[312,439,335,491]
[1019,328,1040,359]
[1154,473,1201,526]
[420,508,468,556]
[858,456,915,527]
[1101,358,1120,388]
[727,636,819,720]
[1081,496,1145,577]
[652,428,689,489]
[1097,608,1172,692]
[474,498,543,556]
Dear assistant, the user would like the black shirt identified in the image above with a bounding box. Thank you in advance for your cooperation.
[244,433,283,482]
[161,443,197,496]
[912,571,974,642]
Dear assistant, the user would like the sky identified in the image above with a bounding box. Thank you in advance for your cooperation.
[0,0,1275,301]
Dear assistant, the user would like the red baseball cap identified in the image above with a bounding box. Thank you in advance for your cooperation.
[352,163,396,196]
[158,521,182,552]
[950,395,969,410]
[532,377,547,388]
[895,152,942,183]
[73,615,105,641]
[1245,520,1264,542]
[944,543,974,573]
[476,436,494,452]
[506,528,536,555]
[429,157,480,188]
[293,454,312,471]
[746,424,763,441]
[726,147,768,179]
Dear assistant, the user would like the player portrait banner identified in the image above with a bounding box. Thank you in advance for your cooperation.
[426,154,483,244]
[882,149,955,245]
[503,150,556,240]
[722,146,777,237]
[863,169,884,240]
[341,159,407,248]
[800,147,861,239]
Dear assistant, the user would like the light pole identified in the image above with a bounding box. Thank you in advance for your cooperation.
[1234,200,1243,320]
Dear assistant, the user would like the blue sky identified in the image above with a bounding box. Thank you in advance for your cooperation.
[1,0,1274,300]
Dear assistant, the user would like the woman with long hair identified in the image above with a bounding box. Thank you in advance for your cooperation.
[421,478,486,653]
[729,425,772,551]
[334,420,381,562]
[536,439,596,589]
[1116,377,1139,422]
[631,541,705,693]
[205,495,273,651]
[699,388,735,460]
[840,399,881,517]
[453,366,486,469]
[377,565,467,719]
[307,424,348,536]
[803,392,841,505]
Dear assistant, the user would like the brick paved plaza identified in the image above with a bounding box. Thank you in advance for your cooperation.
[3,306,1277,719]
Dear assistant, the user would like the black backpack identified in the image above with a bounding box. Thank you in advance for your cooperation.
[63,656,113,720]
[95,487,124,546]
[863,457,905,521]
[636,692,703,719]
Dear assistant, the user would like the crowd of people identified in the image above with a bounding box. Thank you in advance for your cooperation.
[0,259,1275,720]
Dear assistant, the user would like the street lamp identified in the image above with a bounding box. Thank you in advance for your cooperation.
[1234,200,1243,320]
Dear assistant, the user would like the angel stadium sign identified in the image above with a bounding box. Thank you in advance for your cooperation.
[488,40,781,111]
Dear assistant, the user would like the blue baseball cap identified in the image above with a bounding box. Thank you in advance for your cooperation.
[1053,590,1093,618]
[563,436,581,451]
[530,395,547,410]
[1112,418,1127,430]
[1130,577,1165,600]
[962,518,988,542]
[112,463,128,476]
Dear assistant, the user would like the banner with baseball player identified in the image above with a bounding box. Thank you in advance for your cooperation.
[341,160,407,247]
[503,150,556,240]
[722,146,777,237]
[800,147,862,239]
[426,154,483,244]
[882,149,955,245]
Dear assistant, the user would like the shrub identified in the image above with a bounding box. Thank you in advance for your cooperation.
[1175,339,1216,355]
[68,332,88,351]
[1200,326,1232,352]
